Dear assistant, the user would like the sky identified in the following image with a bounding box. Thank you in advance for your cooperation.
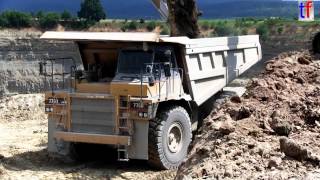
[0,0,314,19]
[0,0,160,19]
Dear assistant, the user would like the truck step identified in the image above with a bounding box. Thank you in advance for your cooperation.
[117,145,129,162]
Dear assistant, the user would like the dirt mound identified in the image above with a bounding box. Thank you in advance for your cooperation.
[176,50,320,179]
[0,94,45,123]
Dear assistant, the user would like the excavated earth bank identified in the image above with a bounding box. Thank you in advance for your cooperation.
[176,50,320,180]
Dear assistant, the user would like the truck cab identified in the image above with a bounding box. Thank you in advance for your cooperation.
[40,32,261,169]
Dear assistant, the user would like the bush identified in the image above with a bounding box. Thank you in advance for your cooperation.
[139,19,145,24]
[256,24,269,41]
[69,20,94,29]
[0,16,8,27]
[39,13,60,29]
[201,20,210,30]
[128,21,138,30]
[241,28,248,35]
[277,26,284,35]
[36,11,44,19]
[214,23,237,37]
[61,10,72,20]
[121,21,138,31]
[0,11,32,28]
[160,25,170,35]
[146,21,156,31]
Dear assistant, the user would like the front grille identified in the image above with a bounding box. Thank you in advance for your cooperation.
[71,98,115,134]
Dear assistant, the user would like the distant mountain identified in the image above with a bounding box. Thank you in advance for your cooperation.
[0,0,318,19]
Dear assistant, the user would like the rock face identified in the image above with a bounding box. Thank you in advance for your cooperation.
[0,30,81,96]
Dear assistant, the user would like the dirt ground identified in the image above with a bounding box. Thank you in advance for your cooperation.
[176,51,320,179]
[0,94,176,180]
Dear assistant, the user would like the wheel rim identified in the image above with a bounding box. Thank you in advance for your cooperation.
[167,122,183,153]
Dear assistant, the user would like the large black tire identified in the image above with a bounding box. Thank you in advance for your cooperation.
[313,32,320,53]
[148,106,192,169]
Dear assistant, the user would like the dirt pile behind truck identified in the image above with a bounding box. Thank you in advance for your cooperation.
[176,50,320,179]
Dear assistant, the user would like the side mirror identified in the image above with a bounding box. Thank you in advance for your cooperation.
[75,70,83,80]
[146,65,153,74]
[163,62,171,77]
[39,62,46,75]
[148,76,155,86]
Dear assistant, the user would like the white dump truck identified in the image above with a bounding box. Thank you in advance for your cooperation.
[40,32,262,169]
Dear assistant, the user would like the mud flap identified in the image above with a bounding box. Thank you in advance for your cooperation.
[128,120,149,160]
[48,119,71,158]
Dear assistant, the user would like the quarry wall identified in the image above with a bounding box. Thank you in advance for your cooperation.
[0,30,81,96]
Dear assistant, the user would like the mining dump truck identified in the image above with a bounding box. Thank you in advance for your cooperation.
[40,31,262,169]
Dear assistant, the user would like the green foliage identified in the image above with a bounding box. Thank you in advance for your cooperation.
[69,20,94,30]
[36,11,44,19]
[277,26,284,35]
[241,28,248,35]
[160,25,170,35]
[0,11,32,28]
[235,18,249,28]
[0,16,8,27]
[146,21,157,31]
[78,0,106,22]
[201,20,210,30]
[61,10,72,20]
[139,19,145,24]
[265,18,282,27]
[39,12,60,29]
[121,21,138,31]
[214,23,238,37]
[256,24,269,41]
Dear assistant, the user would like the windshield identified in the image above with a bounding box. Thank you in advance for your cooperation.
[117,50,153,74]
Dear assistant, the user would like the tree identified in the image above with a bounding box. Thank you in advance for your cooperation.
[0,16,8,27]
[36,11,44,19]
[78,0,106,22]
[146,21,157,31]
[214,23,237,37]
[39,13,60,29]
[256,24,269,41]
[1,11,32,28]
[61,10,72,20]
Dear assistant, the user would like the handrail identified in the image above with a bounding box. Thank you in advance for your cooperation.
[39,57,77,94]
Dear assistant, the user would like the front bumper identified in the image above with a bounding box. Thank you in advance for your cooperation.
[55,131,131,146]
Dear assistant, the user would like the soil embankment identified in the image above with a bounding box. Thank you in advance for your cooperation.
[176,51,320,179]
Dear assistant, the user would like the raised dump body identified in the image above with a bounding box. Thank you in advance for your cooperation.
[40,32,261,169]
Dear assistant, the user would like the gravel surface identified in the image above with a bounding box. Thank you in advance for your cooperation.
[0,94,176,180]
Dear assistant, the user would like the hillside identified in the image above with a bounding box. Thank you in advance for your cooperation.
[0,0,319,19]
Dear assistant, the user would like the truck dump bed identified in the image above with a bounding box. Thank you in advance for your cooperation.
[166,35,262,105]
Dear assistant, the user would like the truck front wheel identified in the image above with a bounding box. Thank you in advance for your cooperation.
[148,106,192,169]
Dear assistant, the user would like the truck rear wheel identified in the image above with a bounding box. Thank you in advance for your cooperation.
[148,106,192,169]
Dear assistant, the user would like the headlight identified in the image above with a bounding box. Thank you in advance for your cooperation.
[45,107,53,112]
[138,112,144,117]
